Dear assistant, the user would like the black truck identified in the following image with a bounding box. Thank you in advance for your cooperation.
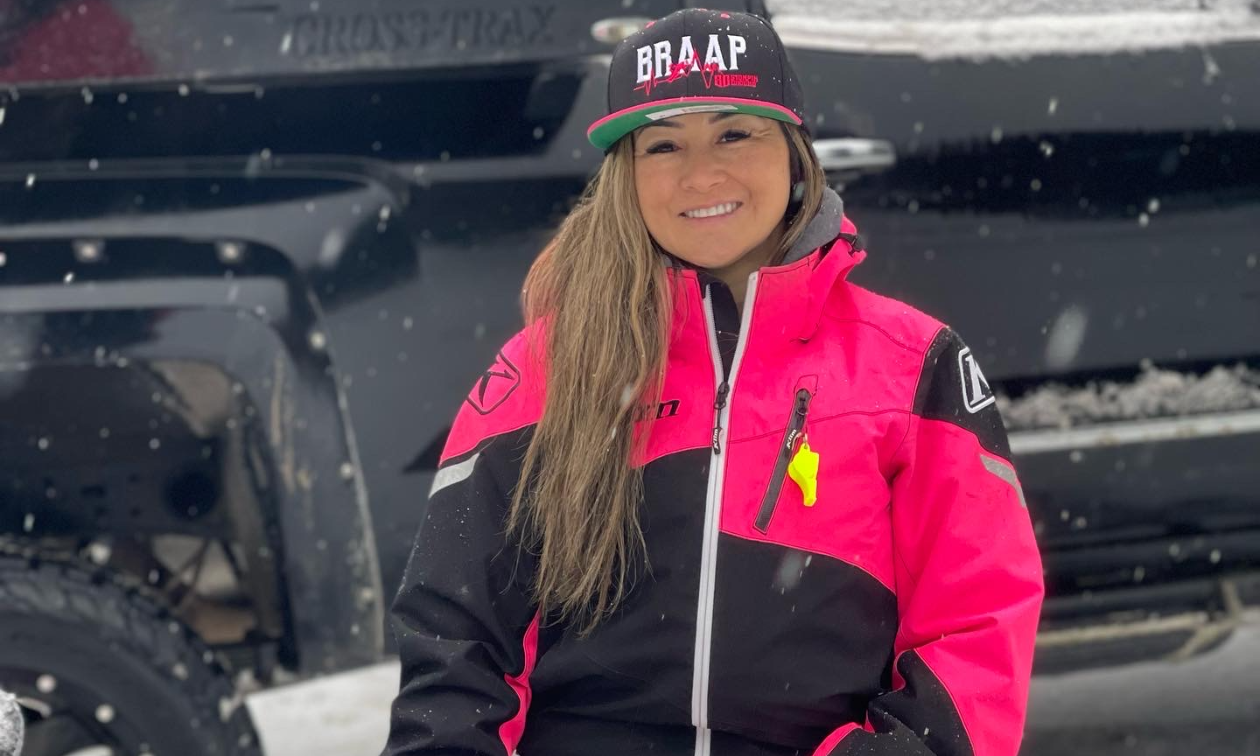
[1,0,1258,754]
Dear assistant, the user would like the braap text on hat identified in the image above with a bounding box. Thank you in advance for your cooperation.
[635,35,756,95]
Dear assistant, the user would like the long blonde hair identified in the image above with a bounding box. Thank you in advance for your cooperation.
[512,123,827,633]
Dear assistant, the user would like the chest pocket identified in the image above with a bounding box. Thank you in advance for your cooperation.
[754,375,818,533]
[722,376,898,592]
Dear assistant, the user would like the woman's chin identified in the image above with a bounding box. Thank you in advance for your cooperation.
[667,240,755,270]
[676,254,742,273]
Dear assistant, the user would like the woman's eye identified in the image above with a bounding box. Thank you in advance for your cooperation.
[720,129,751,143]
[645,142,677,154]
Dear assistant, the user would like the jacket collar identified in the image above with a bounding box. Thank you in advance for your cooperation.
[793,220,865,342]
[782,185,847,264]
[778,186,866,340]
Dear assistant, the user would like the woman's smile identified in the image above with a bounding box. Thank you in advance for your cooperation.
[681,200,743,221]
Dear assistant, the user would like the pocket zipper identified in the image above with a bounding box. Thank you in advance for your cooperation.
[754,387,813,533]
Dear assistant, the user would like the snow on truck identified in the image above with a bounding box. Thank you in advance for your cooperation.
[1,0,1259,754]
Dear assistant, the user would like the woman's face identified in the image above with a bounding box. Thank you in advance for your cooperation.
[632,112,790,274]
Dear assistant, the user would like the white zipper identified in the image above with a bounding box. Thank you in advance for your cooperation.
[692,273,759,756]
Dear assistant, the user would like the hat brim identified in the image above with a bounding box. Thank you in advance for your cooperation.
[587,96,803,151]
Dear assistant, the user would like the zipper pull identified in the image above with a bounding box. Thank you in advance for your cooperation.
[712,381,730,454]
[786,388,812,453]
[788,389,818,506]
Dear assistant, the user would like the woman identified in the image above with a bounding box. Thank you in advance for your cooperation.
[382,9,1043,756]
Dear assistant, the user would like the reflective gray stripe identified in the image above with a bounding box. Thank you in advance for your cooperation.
[428,452,480,499]
[980,454,1026,508]
[692,274,758,756]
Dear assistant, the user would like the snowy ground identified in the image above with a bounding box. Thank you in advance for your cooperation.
[248,612,1260,756]
[247,662,396,756]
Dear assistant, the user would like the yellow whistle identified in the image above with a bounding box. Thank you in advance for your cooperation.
[788,438,819,507]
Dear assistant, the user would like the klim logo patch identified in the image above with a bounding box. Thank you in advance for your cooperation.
[958,347,996,414]
[632,398,682,423]
[634,34,758,95]
[467,351,520,415]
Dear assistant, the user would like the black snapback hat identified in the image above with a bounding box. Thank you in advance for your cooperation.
[587,8,806,151]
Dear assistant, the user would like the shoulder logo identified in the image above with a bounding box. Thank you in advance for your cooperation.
[467,351,520,415]
[958,347,995,414]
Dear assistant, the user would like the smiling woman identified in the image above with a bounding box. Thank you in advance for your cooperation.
[382,8,1044,756]
[633,111,794,309]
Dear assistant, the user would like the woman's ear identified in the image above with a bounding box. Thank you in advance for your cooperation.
[780,122,806,200]
[789,151,806,204]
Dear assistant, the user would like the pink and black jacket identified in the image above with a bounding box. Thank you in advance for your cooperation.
[382,189,1045,756]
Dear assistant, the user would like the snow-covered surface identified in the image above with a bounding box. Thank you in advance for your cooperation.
[246,662,397,756]
[772,0,1245,20]
[1026,609,1260,754]
[997,363,1260,432]
[769,0,1260,59]
[0,689,21,756]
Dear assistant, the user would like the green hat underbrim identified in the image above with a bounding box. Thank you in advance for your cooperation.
[587,98,803,151]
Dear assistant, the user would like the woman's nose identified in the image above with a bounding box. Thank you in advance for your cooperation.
[679,152,727,193]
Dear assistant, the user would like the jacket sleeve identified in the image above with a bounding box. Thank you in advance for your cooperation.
[814,327,1045,756]
[381,405,541,756]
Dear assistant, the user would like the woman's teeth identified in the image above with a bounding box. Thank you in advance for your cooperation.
[683,202,740,219]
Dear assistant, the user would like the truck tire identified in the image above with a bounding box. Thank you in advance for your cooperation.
[0,552,263,756]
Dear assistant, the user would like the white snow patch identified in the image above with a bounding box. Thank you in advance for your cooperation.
[998,362,1260,432]
[770,0,1260,59]
[246,661,397,756]
[0,689,22,756]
